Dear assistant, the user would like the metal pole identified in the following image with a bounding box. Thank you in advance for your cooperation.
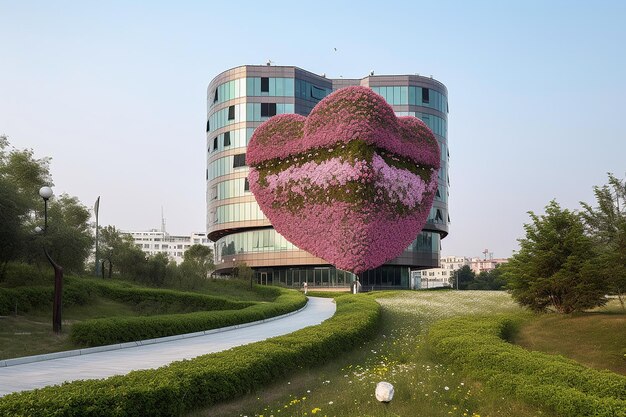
[94,196,100,277]
[44,247,63,334]
[44,198,48,230]
[42,196,63,334]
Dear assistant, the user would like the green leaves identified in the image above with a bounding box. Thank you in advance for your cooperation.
[505,200,606,313]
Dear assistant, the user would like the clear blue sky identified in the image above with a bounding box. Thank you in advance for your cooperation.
[1,1,625,259]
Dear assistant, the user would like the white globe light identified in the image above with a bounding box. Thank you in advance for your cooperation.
[375,381,394,402]
[39,186,53,200]
[34,226,43,233]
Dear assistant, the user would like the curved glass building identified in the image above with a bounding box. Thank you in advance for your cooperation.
[207,66,449,289]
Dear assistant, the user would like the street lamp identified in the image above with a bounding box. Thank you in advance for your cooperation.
[39,186,64,334]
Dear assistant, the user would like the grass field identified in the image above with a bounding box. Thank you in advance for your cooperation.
[513,299,626,375]
[192,291,555,417]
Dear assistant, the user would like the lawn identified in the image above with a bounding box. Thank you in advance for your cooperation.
[0,297,136,359]
[513,299,626,375]
[192,290,554,417]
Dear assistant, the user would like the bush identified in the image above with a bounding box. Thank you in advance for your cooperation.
[427,315,626,417]
[70,288,306,346]
[0,262,49,287]
[0,295,381,417]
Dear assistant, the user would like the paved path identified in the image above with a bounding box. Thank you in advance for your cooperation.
[0,296,335,397]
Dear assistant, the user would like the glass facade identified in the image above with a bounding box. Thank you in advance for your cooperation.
[207,66,449,289]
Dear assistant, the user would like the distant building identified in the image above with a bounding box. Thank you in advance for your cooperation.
[122,229,211,264]
[413,256,469,289]
[469,257,508,274]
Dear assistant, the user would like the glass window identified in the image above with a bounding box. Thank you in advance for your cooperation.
[422,88,430,104]
[228,105,235,120]
[233,153,246,168]
[261,103,277,117]
[223,131,231,147]
[311,85,326,100]
[213,137,218,150]
[206,119,210,132]
[261,77,269,92]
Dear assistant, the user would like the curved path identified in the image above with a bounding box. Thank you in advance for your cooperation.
[0,296,336,397]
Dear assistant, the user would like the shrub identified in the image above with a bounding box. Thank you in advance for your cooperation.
[0,295,381,417]
[428,315,626,416]
[70,288,305,346]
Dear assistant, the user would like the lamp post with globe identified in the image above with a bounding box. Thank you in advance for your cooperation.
[38,186,64,334]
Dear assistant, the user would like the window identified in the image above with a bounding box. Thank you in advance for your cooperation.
[206,119,210,132]
[436,188,441,198]
[244,177,250,191]
[260,103,277,117]
[422,88,430,104]
[223,131,231,147]
[213,137,218,150]
[435,209,443,222]
[261,77,269,92]
[228,105,235,120]
[213,89,218,103]
[233,153,246,168]
[311,85,326,100]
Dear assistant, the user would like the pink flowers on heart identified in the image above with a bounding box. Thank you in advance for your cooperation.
[246,86,441,273]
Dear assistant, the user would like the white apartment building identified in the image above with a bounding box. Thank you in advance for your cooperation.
[122,229,212,264]
[412,256,470,289]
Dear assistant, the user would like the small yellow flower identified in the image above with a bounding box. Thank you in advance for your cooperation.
[311,407,322,414]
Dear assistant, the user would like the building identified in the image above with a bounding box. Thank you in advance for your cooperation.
[469,257,508,274]
[206,65,449,289]
[122,229,211,264]
[414,256,469,289]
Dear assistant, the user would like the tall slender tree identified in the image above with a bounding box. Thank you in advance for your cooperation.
[580,173,626,309]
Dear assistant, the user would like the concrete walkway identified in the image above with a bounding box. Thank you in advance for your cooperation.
[0,296,336,397]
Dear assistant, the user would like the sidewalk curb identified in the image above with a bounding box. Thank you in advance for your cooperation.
[0,299,311,368]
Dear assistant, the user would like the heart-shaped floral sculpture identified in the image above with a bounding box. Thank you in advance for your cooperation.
[247,86,440,274]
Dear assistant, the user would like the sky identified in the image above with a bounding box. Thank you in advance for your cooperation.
[1,1,625,259]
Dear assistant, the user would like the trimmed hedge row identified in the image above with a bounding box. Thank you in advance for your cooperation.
[0,277,254,316]
[70,288,305,346]
[84,279,255,312]
[0,294,381,417]
[0,286,52,315]
[427,315,626,417]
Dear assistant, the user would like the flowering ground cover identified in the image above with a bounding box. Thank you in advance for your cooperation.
[194,291,558,417]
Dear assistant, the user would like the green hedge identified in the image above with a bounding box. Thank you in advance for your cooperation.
[0,294,381,417]
[0,277,254,316]
[427,315,626,417]
[84,278,254,312]
[70,288,305,346]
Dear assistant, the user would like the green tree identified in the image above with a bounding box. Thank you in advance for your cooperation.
[580,173,626,309]
[452,265,475,290]
[232,261,254,287]
[178,245,214,286]
[44,194,93,273]
[98,225,127,278]
[505,200,607,313]
[0,136,51,277]
[467,266,507,290]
